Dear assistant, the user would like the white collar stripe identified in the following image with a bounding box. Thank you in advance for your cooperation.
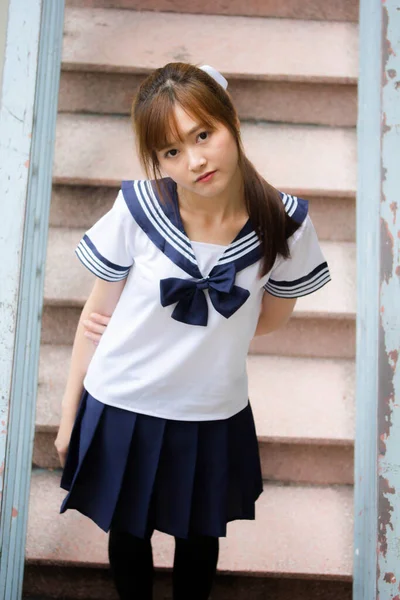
[137,181,195,258]
[133,180,261,270]
[282,192,292,211]
[282,192,299,218]
[222,235,261,259]
[218,239,261,265]
[287,196,298,217]
[134,181,198,265]
[228,230,258,250]
[145,181,192,248]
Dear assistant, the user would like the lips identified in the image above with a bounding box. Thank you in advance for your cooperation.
[196,170,216,182]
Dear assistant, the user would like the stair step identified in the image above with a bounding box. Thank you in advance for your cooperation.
[50,185,356,242]
[27,4,356,597]
[59,71,358,127]
[36,348,355,442]
[25,469,353,581]
[249,355,355,444]
[53,114,357,197]
[65,0,359,23]
[34,346,354,484]
[41,226,355,356]
[59,8,358,126]
[41,306,355,359]
[63,8,358,84]
[43,227,356,318]
[24,574,352,600]
[50,185,355,242]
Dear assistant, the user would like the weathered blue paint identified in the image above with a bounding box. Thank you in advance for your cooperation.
[376,1,400,598]
[354,1,400,599]
[0,1,10,90]
[353,0,381,596]
[0,0,42,524]
[0,1,64,598]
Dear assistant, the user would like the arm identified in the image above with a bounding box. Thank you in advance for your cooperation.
[82,312,111,346]
[82,291,297,343]
[55,277,127,466]
[254,292,297,337]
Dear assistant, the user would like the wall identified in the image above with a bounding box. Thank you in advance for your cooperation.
[0,0,10,94]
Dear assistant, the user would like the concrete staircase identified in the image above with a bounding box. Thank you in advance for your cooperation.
[24,2,358,598]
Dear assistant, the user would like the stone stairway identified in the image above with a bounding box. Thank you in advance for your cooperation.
[24,2,358,598]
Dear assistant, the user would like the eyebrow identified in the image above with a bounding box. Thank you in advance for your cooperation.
[160,124,203,151]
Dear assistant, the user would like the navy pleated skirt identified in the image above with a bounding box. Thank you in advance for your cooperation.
[60,390,263,539]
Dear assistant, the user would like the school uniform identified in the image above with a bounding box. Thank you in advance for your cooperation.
[60,177,331,540]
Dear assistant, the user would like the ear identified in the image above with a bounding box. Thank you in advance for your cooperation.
[235,115,241,131]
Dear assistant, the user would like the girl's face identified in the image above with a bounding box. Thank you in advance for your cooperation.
[155,104,240,199]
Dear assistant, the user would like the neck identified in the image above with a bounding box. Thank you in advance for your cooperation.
[176,167,246,222]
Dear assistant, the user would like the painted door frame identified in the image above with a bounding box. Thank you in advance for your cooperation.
[0,0,400,598]
[0,1,64,598]
[353,0,400,598]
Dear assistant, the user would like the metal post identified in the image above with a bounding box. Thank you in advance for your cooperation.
[354,0,400,598]
[0,1,64,598]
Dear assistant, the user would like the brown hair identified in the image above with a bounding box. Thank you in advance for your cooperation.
[132,62,300,276]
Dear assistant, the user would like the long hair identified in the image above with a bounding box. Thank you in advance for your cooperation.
[131,62,299,276]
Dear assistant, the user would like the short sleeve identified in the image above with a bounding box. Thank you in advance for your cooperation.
[264,215,331,298]
[75,190,134,281]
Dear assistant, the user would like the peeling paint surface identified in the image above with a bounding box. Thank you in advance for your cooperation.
[377,1,400,597]
[354,1,400,599]
[0,1,65,599]
[0,0,41,526]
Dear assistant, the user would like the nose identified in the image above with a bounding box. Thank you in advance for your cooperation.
[187,148,206,172]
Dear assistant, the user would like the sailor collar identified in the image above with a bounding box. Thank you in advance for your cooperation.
[121,178,308,326]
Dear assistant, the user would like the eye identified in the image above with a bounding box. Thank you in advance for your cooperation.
[164,148,179,159]
[197,131,209,142]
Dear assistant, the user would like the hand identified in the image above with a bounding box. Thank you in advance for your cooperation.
[82,312,111,345]
[54,415,75,468]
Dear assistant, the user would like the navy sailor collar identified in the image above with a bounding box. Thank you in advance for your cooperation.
[121,178,308,279]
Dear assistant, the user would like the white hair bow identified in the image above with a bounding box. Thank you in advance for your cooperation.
[199,65,228,90]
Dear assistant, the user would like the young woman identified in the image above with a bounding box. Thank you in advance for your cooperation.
[56,62,331,600]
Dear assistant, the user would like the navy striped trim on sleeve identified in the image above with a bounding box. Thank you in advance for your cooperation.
[264,262,331,298]
[75,235,131,282]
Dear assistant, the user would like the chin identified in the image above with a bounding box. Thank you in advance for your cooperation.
[197,175,228,192]
[195,185,224,198]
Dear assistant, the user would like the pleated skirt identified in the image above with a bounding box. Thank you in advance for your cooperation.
[60,389,263,539]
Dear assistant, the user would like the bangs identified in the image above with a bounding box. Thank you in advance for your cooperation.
[142,84,220,153]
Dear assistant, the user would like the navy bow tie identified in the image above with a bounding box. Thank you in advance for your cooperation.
[160,262,250,326]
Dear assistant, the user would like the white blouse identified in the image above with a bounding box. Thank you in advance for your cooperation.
[75,178,330,421]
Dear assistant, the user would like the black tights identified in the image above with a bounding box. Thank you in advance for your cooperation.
[108,527,219,600]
